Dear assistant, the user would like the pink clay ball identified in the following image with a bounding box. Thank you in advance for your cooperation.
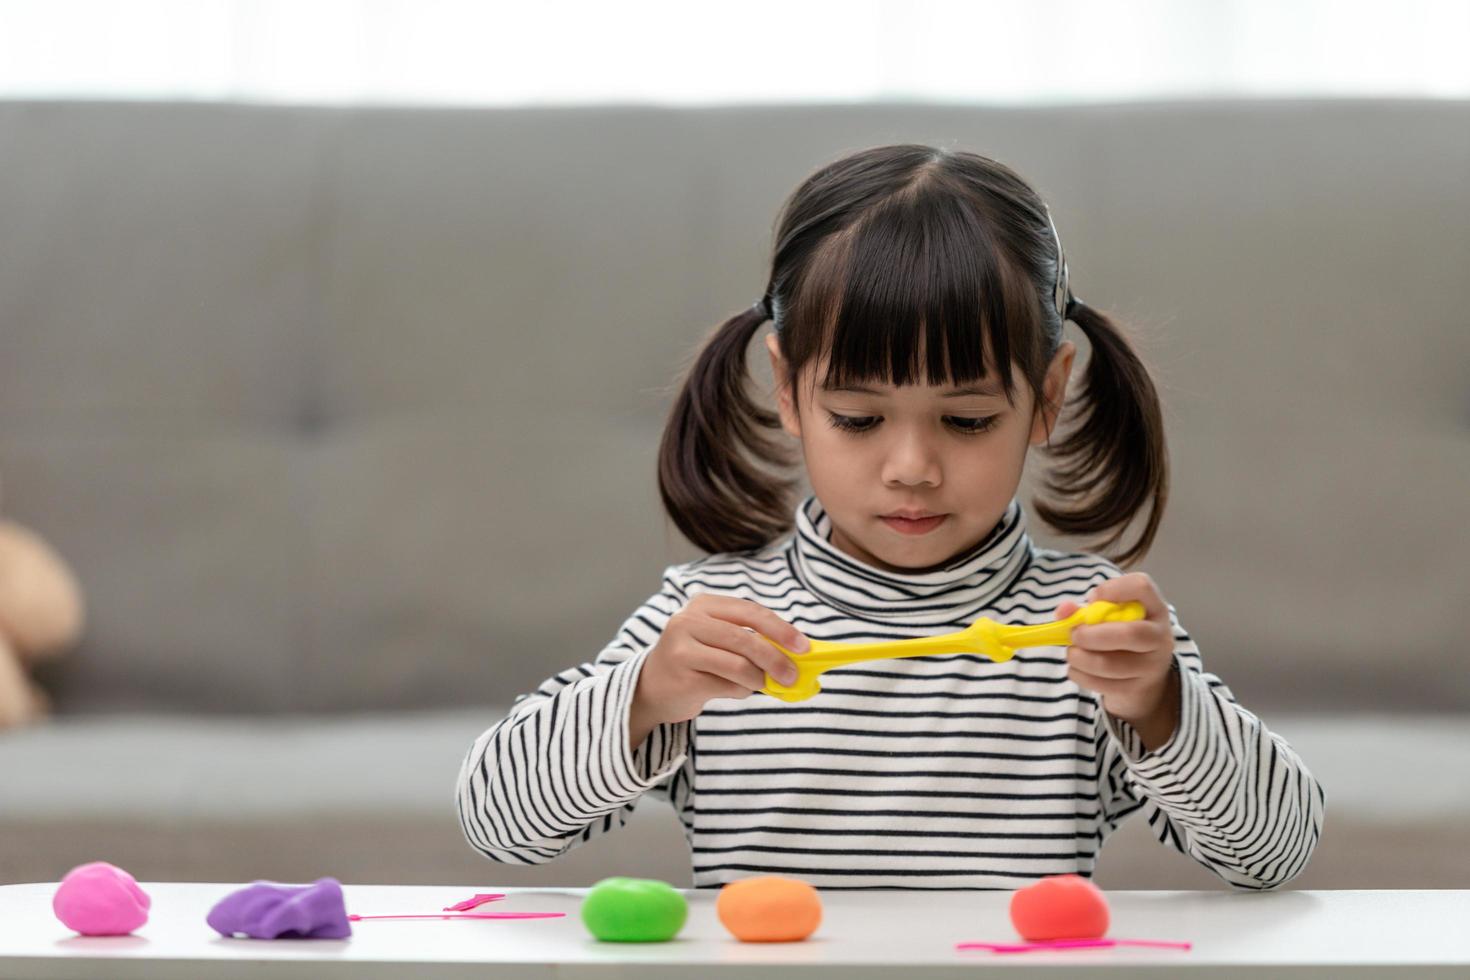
[53,861,151,936]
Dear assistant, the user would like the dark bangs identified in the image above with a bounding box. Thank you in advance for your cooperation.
[781,177,1047,405]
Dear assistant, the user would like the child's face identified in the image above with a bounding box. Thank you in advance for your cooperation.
[766,333,1075,574]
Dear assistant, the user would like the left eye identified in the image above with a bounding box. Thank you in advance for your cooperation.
[947,415,998,434]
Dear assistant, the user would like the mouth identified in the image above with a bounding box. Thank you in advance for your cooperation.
[879,512,949,536]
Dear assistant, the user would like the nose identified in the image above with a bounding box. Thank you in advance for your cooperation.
[880,427,942,488]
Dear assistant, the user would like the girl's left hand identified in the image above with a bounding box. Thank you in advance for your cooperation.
[1054,572,1181,749]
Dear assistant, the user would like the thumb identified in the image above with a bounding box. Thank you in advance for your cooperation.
[1054,599,1080,619]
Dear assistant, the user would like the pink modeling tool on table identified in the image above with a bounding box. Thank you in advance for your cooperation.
[349,892,562,922]
[957,938,1192,954]
[348,912,564,922]
[442,893,506,911]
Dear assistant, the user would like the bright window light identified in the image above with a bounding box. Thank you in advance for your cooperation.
[0,0,1466,104]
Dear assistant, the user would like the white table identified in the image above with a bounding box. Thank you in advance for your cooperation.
[1,883,1467,978]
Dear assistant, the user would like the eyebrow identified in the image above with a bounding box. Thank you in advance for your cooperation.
[824,383,1004,398]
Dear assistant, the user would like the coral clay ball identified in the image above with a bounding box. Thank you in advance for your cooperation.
[1009,874,1110,942]
[716,876,822,943]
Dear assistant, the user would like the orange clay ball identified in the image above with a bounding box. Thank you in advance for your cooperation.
[716,876,822,943]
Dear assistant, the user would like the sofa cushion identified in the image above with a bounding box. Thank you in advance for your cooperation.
[1,710,1466,889]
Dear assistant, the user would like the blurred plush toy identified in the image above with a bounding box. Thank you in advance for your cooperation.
[0,477,85,728]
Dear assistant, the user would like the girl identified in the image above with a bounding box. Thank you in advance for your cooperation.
[457,145,1324,890]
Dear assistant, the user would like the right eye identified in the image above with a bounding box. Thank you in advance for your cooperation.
[826,413,880,434]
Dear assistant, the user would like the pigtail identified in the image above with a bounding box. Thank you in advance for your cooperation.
[657,303,800,554]
[1034,299,1169,567]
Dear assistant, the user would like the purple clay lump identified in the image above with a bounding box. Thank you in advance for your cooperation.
[207,877,352,940]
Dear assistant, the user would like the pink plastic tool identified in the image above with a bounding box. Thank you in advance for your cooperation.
[442,893,507,911]
[348,912,564,921]
[957,938,1192,954]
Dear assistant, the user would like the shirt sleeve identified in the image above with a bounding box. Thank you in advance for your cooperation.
[455,565,694,865]
[1092,593,1327,890]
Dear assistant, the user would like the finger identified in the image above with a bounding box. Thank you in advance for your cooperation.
[1070,621,1168,654]
[1090,573,1168,621]
[687,645,769,692]
[696,672,762,702]
[689,617,800,685]
[1055,599,1080,619]
[1067,663,1136,699]
[1066,645,1149,681]
[693,595,810,652]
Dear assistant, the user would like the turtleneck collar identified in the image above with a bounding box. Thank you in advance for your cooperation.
[786,493,1033,625]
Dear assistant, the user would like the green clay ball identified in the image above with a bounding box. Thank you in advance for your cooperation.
[580,877,688,942]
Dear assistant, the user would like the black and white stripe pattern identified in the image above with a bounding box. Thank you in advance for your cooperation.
[457,494,1325,890]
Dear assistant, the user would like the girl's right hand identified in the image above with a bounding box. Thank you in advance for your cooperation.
[628,594,808,745]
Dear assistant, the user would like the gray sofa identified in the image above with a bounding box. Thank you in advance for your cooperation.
[1,99,1466,890]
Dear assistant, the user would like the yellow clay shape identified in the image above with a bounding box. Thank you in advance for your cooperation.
[761,600,1145,702]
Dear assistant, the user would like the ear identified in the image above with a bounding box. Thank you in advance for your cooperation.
[1029,340,1076,447]
[765,333,802,439]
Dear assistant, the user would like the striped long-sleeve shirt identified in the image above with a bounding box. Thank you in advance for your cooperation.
[457,494,1325,890]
